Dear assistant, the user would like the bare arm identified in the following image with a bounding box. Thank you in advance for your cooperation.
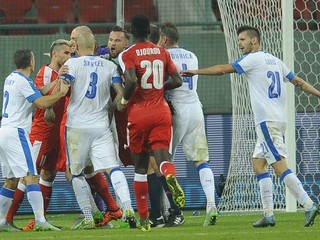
[33,81,70,109]
[164,72,182,90]
[123,68,137,101]
[38,79,58,95]
[290,76,320,98]
[180,63,236,77]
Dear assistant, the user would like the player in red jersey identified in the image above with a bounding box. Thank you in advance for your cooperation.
[118,14,184,231]
[5,39,72,230]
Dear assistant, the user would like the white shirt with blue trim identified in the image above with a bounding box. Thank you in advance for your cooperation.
[165,47,200,104]
[65,55,121,129]
[1,71,42,133]
[231,51,294,126]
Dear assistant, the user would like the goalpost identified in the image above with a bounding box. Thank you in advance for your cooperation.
[217,0,320,212]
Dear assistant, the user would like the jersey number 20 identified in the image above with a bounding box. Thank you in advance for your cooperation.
[140,60,164,89]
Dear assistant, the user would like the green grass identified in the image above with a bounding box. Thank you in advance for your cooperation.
[1,210,319,240]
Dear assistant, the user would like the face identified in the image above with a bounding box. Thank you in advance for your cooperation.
[53,44,71,67]
[108,31,128,58]
[70,29,80,53]
[237,31,255,54]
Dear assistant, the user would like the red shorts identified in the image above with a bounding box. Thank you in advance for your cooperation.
[30,124,66,173]
[127,112,172,153]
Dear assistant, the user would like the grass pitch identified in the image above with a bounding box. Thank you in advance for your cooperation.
[0,210,319,240]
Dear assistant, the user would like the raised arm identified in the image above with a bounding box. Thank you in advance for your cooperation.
[290,76,320,98]
[180,63,235,77]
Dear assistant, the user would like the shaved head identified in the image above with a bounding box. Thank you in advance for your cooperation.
[77,32,96,52]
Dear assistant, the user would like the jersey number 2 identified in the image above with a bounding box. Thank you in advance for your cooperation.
[2,91,9,118]
[141,60,164,89]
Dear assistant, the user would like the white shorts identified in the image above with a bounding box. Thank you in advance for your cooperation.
[0,126,38,178]
[171,101,209,162]
[65,127,119,176]
[253,121,288,165]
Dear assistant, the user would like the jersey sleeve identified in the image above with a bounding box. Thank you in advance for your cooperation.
[278,59,294,82]
[119,50,135,73]
[231,54,253,75]
[20,77,42,103]
[110,62,122,84]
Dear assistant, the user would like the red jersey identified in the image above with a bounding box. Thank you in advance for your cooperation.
[119,42,177,120]
[30,65,67,141]
[30,65,68,172]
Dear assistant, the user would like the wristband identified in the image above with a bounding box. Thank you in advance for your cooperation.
[121,97,128,105]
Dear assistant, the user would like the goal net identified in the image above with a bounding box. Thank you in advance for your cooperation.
[216,0,320,211]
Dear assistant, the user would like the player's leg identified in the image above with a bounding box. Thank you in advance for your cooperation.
[0,178,21,232]
[91,127,134,227]
[130,150,150,231]
[66,127,95,229]
[273,158,319,227]
[152,113,186,208]
[181,105,218,226]
[6,178,26,225]
[147,156,165,228]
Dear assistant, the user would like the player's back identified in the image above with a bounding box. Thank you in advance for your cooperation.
[66,55,120,129]
[1,71,41,132]
[119,41,177,118]
[166,47,200,104]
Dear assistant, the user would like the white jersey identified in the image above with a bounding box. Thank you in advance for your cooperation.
[166,47,200,104]
[1,71,42,133]
[65,55,121,128]
[231,51,294,126]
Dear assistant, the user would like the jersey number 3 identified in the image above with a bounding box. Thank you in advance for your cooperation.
[140,60,164,89]
[85,72,98,99]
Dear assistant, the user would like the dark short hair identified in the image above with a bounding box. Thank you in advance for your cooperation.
[160,22,179,44]
[111,25,131,41]
[130,13,150,39]
[148,24,160,44]
[237,25,260,43]
[14,49,33,69]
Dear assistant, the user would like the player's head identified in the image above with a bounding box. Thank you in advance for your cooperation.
[148,24,160,44]
[130,13,150,40]
[70,25,93,53]
[236,26,261,54]
[158,22,179,48]
[108,25,130,58]
[50,39,72,67]
[14,49,35,73]
[76,32,96,55]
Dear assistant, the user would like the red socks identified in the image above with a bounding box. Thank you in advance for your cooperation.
[160,161,177,177]
[133,174,148,219]
[86,172,119,212]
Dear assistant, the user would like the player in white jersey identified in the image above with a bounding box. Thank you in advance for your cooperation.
[158,22,218,227]
[63,32,132,229]
[181,25,320,227]
[0,49,69,231]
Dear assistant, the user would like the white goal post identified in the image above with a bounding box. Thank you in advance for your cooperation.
[217,0,320,212]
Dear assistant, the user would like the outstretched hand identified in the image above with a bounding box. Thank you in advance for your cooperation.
[180,70,196,77]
